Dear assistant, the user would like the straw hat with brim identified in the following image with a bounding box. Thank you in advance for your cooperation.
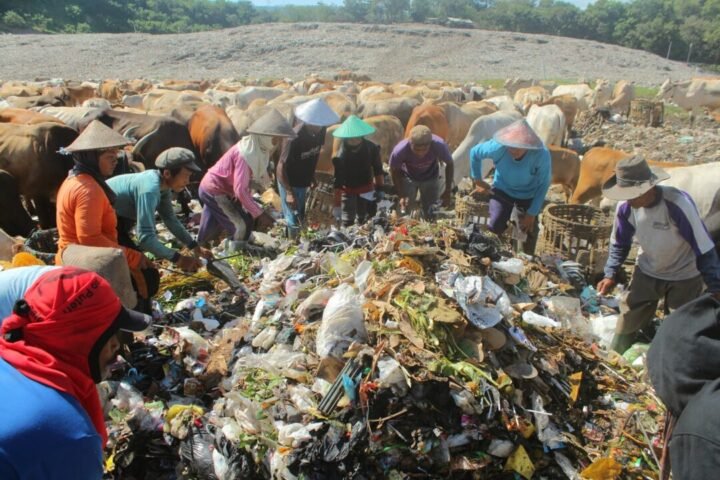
[64,120,132,153]
[602,155,670,201]
[295,98,340,127]
[246,109,297,138]
[493,119,544,150]
[332,115,376,139]
[61,244,138,309]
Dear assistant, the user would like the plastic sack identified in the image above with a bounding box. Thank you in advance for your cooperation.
[492,258,524,275]
[315,284,368,358]
[179,423,218,480]
[547,296,590,339]
[590,314,619,349]
[454,276,512,329]
[522,310,560,328]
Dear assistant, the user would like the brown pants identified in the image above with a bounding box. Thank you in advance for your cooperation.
[611,268,704,353]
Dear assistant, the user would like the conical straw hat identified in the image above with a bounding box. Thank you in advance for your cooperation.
[246,109,296,138]
[493,119,544,150]
[64,120,131,153]
[332,115,376,139]
[295,98,340,127]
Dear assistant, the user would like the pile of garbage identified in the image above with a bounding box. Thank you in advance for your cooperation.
[101,215,664,480]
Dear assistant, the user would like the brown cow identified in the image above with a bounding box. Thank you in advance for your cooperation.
[188,104,240,171]
[569,147,685,205]
[540,94,578,139]
[404,104,449,141]
[0,123,78,228]
[0,108,66,125]
[0,169,35,237]
[548,145,580,202]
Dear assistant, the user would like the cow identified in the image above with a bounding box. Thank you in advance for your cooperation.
[405,104,449,142]
[358,96,421,127]
[569,147,685,205]
[316,115,404,174]
[552,83,596,111]
[37,106,103,131]
[526,104,566,147]
[548,145,581,202]
[6,93,66,109]
[539,94,578,139]
[43,84,97,106]
[589,79,613,110]
[230,86,286,110]
[605,80,635,115]
[450,110,523,186]
[513,86,551,113]
[187,104,240,171]
[0,82,42,98]
[0,123,78,228]
[485,95,521,113]
[0,108,65,125]
[0,169,35,237]
[657,77,720,124]
[504,78,535,95]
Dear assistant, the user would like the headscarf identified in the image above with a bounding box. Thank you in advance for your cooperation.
[0,267,125,445]
[70,150,117,204]
[238,134,276,191]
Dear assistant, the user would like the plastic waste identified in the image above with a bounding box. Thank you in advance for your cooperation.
[453,275,512,329]
[488,439,515,458]
[492,258,524,275]
[296,288,334,322]
[553,451,582,479]
[622,343,650,369]
[276,421,324,448]
[315,284,368,358]
[377,356,409,397]
[179,423,218,480]
[580,286,600,313]
[251,326,278,350]
[580,457,622,480]
[354,260,374,291]
[590,314,619,349]
[531,392,565,450]
[508,325,537,352]
[547,296,590,339]
[522,310,561,328]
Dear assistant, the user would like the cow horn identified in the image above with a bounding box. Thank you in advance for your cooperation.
[124,126,139,142]
[132,127,159,163]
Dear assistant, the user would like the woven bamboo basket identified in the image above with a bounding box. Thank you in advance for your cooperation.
[455,194,491,226]
[306,173,336,227]
[629,99,664,127]
[536,204,612,275]
[22,228,59,264]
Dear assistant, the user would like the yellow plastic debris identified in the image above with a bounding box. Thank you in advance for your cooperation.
[569,371,583,404]
[504,445,535,480]
[580,457,622,480]
[165,404,204,423]
[11,252,45,267]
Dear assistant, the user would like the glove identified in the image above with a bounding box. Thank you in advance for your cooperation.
[332,206,342,221]
[375,190,385,202]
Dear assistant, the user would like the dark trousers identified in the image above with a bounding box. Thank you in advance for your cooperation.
[488,189,538,254]
[341,193,375,227]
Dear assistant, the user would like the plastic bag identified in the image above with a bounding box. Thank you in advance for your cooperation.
[315,284,368,358]
[296,288,334,322]
[454,276,512,329]
[492,258,524,275]
[522,310,561,328]
[547,296,590,339]
[590,314,619,349]
[377,356,409,396]
[276,421,324,448]
[179,423,218,480]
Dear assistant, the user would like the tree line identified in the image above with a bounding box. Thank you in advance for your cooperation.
[2,0,719,66]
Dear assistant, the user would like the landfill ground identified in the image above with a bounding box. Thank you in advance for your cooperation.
[93,102,720,480]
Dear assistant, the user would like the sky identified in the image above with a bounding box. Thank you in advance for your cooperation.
[249,0,597,8]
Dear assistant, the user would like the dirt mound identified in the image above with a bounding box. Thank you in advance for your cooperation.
[0,22,709,84]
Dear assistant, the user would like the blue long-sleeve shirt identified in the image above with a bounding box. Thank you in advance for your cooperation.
[469,139,551,216]
[107,170,197,261]
[0,358,103,480]
[604,186,720,293]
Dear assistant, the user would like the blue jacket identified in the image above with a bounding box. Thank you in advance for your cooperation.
[469,139,551,216]
[0,358,103,479]
[0,266,58,325]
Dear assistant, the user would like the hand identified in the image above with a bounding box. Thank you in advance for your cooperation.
[176,254,203,273]
[193,246,214,260]
[597,277,617,295]
[255,212,275,232]
[399,197,409,212]
[441,189,452,207]
[519,214,535,233]
[332,206,342,221]
[285,191,296,208]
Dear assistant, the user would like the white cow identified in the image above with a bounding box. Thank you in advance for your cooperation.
[552,83,606,111]
[36,106,100,130]
[658,78,720,123]
[449,110,523,186]
[504,77,535,95]
[229,86,286,110]
[514,86,551,113]
[590,79,613,109]
[485,95,521,113]
[607,80,635,115]
[526,104,566,147]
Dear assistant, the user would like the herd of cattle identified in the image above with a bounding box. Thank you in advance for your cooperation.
[0,74,718,242]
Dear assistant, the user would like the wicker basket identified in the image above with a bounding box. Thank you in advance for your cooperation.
[23,228,59,264]
[306,179,336,227]
[536,204,612,275]
[455,194,491,226]
[629,99,664,127]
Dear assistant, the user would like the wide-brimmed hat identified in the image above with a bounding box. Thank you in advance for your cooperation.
[602,155,670,201]
[332,115,376,139]
[64,120,132,153]
[246,109,297,138]
[493,119,544,150]
[295,98,340,127]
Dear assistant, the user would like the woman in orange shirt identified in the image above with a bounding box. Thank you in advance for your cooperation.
[56,120,158,313]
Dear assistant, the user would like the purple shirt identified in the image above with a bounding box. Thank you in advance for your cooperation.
[389,135,453,182]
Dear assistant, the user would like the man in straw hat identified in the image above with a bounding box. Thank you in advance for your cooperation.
[389,125,454,219]
[331,115,384,227]
[56,120,159,314]
[198,109,296,245]
[469,118,551,247]
[597,155,720,353]
[0,266,151,479]
[108,147,211,273]
[277,98,339,238]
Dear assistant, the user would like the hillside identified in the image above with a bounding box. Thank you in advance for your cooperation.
[0,22,710,84]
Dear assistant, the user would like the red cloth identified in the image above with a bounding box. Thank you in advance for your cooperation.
[0,266,122,445]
